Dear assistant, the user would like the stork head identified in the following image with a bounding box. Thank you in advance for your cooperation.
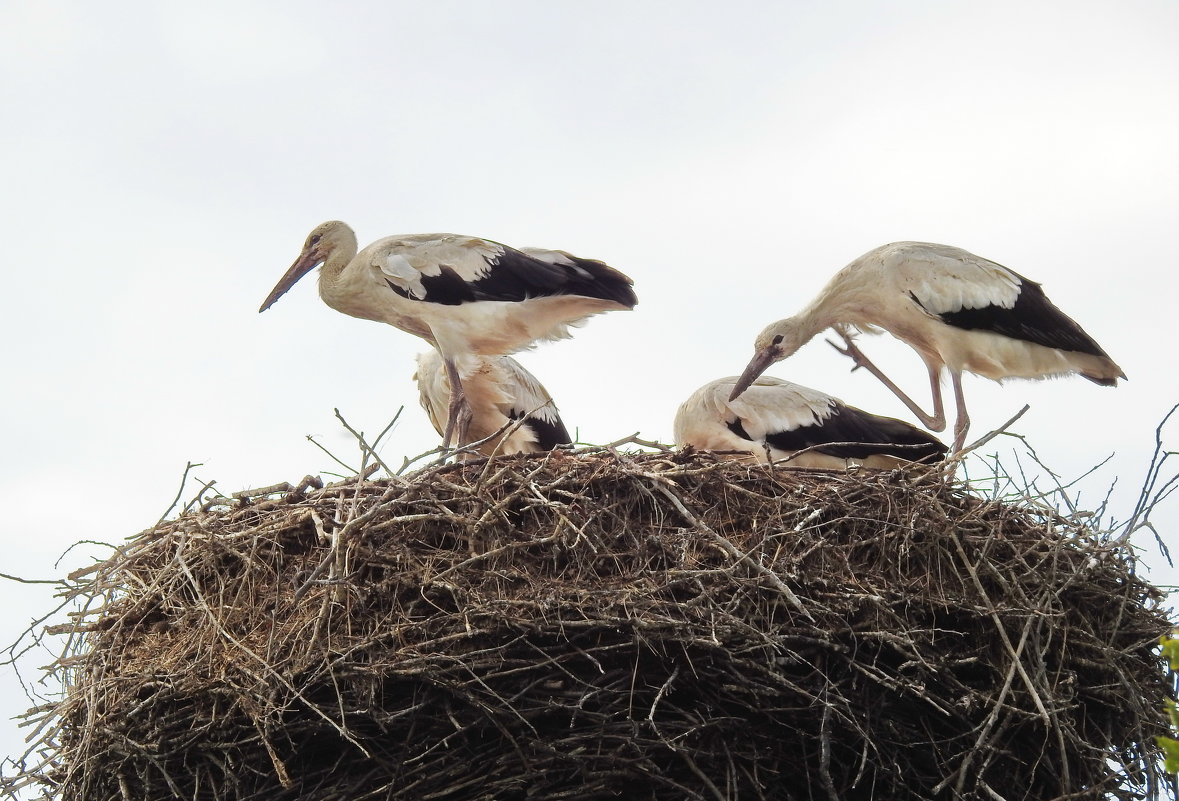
[258,221,357,313]
[728,318,808,401]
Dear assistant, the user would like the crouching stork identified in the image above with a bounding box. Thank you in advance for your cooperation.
[413,350,571,457]
[676,375,947,469]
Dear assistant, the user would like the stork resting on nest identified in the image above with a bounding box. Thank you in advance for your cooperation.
[676,375,947,469]
[413,350,571,457]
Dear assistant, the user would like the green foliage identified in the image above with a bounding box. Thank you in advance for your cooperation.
[1160,634,1179,773]
[1163,634,1179,672]
[1158,733,1179,774]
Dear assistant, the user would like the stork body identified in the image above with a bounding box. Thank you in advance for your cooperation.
[730,242,1124,452]
[260,221,636,448]
[413,350,571,457]
[675,376,946,469]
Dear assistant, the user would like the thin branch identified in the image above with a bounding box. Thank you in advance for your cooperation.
[157,461,202,524]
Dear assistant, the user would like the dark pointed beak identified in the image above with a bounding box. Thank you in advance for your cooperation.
[259,249,321,313]
[729,346,778,400]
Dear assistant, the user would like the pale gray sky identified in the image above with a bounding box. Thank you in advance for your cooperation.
[3,0,1178,774]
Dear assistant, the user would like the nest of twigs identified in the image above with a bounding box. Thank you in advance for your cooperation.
[7,449,1175,800]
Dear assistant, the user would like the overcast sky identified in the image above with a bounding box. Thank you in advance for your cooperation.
[2,0,1178,776]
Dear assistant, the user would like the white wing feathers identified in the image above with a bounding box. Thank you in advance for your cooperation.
[373,235,509,297]
[883,242,1023,316]
[378,253,426,299]
[498,357,563,425]
[674,376,837,452]
[721,377,837,437]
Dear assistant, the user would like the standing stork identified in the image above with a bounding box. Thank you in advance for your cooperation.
[729,242,1125,452]
[676,375,946,469]
[260,221,636,448]
[413,350,571,457]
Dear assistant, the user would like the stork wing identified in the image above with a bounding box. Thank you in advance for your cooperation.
[498,357,572,449]
[723,377,837,440]
[411,351,450,437]
[715,374,944,462]
[376,236,636,308]
[890,243,1022,316]
[763,403,947,462]
[892,243,1112,356]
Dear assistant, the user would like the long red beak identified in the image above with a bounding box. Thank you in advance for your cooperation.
[259,249,321,313]
[729,346,778,401]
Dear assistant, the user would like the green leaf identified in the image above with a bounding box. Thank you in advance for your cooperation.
[1158,736,1179,774]
[1160,634,1179,671]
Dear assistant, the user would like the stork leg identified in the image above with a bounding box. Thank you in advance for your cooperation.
[441,357,474,450]
[950,371,970,454]
[827,333,947,433]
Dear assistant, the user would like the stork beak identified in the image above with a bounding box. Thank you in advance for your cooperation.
[729,347,778,400]
[258,249,321,313]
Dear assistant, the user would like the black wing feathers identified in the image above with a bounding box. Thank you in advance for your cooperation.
[731,406,946,462]
[518,416,573,451]
[506,404,572,451]
[924,270,1113,358]
[386,247,637,308]
[726,419,755,442]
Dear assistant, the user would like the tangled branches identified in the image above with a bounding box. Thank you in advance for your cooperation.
[4,450,1174,800]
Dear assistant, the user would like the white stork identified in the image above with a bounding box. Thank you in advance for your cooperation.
[675,375,947,469]
[730,242,1125,452]
[260,221,636,448]
[413,350,571,457]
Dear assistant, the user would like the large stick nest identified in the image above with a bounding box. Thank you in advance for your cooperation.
[10,450,1176,800]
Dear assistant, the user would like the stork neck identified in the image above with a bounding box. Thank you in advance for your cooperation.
[799,272,870,334]
[321,248,353,281]
[783,310,833,350]
[317,232,359,289]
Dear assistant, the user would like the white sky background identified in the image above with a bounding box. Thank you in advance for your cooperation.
[2,0,1178,776]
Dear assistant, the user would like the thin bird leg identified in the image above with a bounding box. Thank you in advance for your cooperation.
[950,371,970,453]
[441,357,474,450]
[827,332,947,432]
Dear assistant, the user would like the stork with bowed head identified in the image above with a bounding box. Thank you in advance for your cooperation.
[729,242,1125,453]
[676,375,947,469]
[260,221,636,448]
[413,350,571,457]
